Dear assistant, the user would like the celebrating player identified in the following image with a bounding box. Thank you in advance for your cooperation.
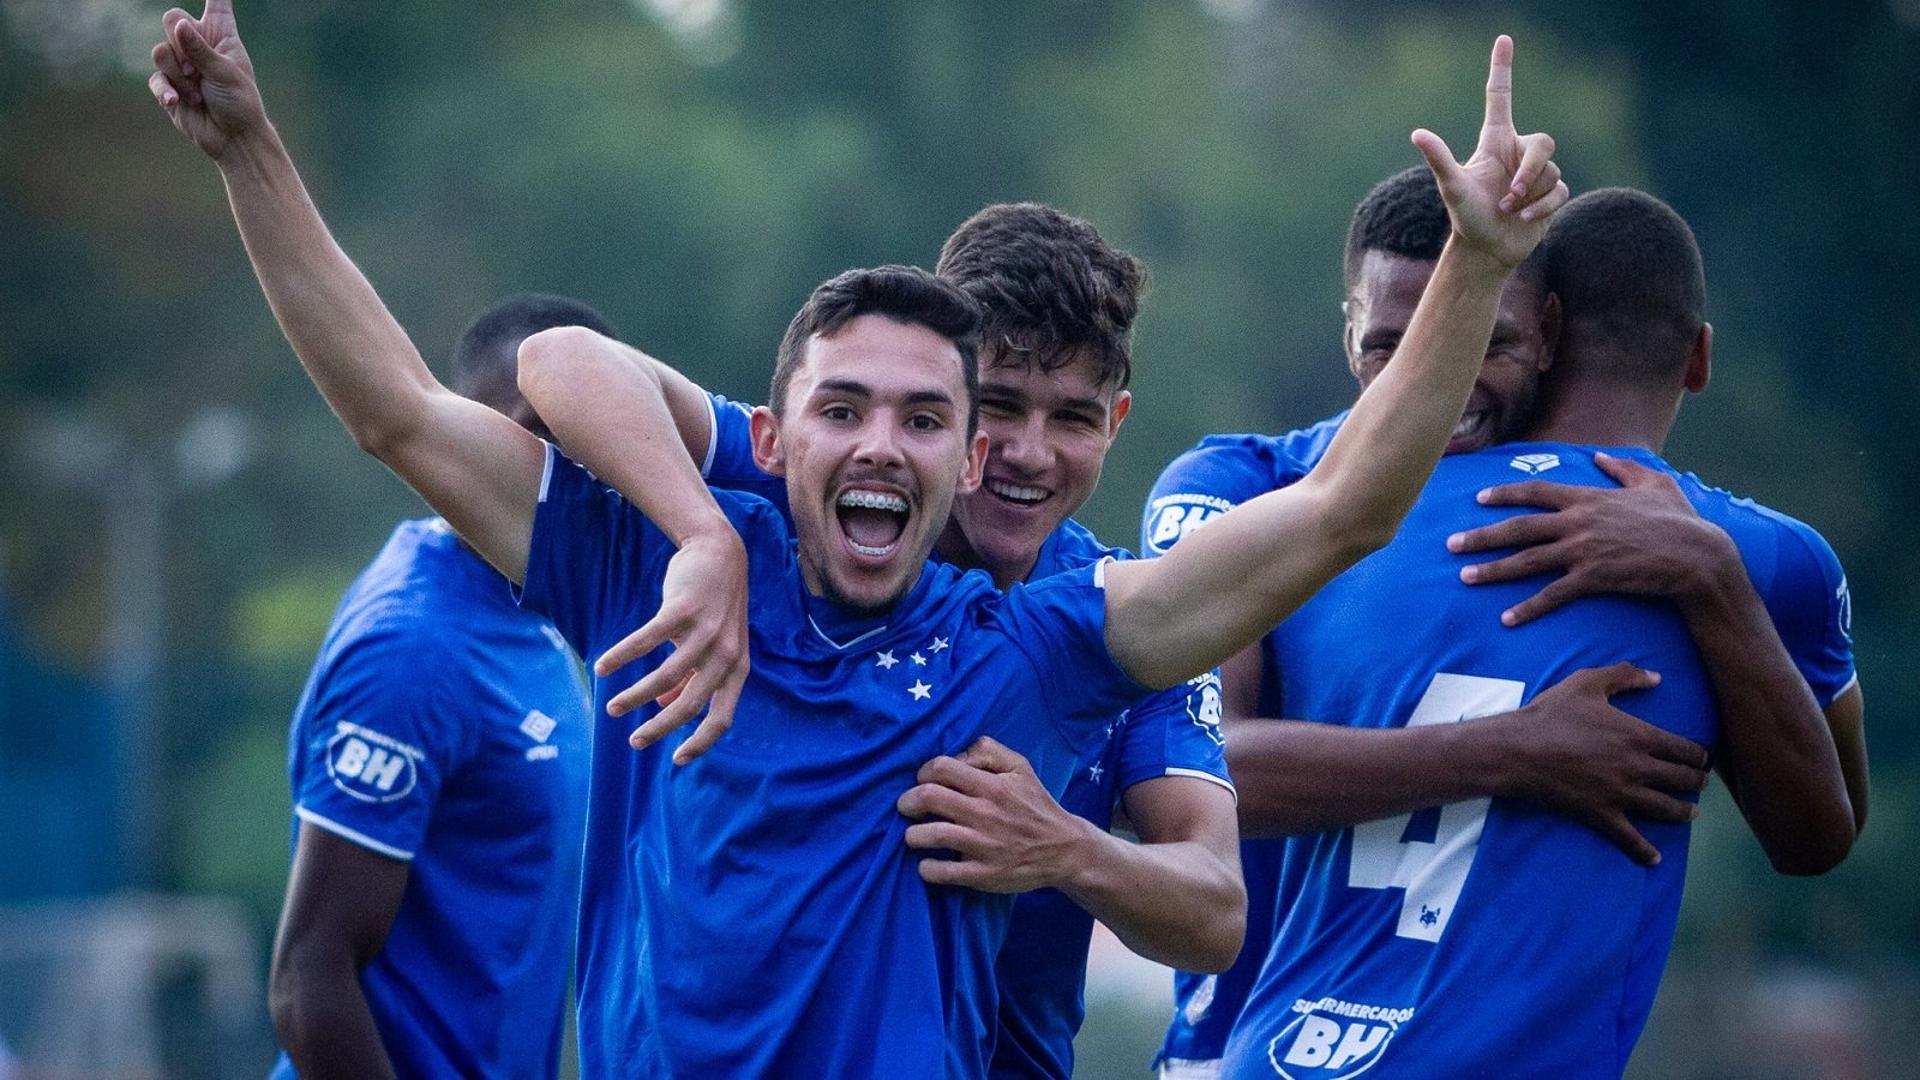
[151,4,1565,1074]
[265,296,597,1079]
[1150,185,1860,1077]
[514,201,1246,1079]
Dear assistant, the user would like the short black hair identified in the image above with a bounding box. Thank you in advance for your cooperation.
[770,266,983,434]
[1543,188,1705,384]
[452,293,620,438]
[935,202,1146,392]
[1343,166,1545,294]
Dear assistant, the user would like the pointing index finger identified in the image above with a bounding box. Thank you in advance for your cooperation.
[1482,34,1515,135]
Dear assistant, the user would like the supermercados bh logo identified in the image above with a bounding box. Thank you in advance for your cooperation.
[1186,671,1225,746]
[1145,493,1236,554]
[326,722,423,803]
[1266,996,1414,1079]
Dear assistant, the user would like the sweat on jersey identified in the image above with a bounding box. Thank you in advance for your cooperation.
[272,519,590,1080]
[519,443,1156,1079]
[700,392,1236,1080]
[1151,432,1853,1078]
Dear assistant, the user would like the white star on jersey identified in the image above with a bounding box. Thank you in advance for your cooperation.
[876,650,898,669]
[930,637,949,653]
[908,680,933,701]
[1088,763,1105,782]
[910,652,927,666]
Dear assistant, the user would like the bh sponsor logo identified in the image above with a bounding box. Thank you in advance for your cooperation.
[1145,493,1235,554]
[1186,671,1225,747]
[326,722,422,803]
[1266,996,1413,1079]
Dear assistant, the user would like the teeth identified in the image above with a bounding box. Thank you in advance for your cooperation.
[988,481,1048,504]
[849,540,897,556]
[1452,412,1486,439]
[838,489,908,513]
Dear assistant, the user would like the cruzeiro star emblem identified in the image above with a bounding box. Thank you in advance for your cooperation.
[875,650,899,669]
[908,680,933,701]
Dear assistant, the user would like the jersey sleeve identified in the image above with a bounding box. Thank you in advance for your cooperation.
[516,443,679,659]
[702,392,790,509]
[1115,670,1235,799]
[1141,440,1294,557]
[1757,516,1857,707]
[291,629,465,861]
[995,563,1152,763]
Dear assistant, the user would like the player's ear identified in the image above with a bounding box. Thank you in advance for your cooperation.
[749,405,787,476]
[1105,390,1132,441]
[1684,323,1712,394]
[957,429,987,493]
[1341,300,1365,381]
[1538,291,1563,373]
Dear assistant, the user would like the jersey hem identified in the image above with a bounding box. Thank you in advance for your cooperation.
[294,805,416,861]
[699,393,720,477]
[1153,767,1238,803]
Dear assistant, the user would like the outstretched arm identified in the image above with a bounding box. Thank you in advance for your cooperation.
[1450,454,1859,872]
[1104,36,1570,689]
[150,1,541,580]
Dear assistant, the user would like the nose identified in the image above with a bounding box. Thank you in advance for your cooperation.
[993,412,1053,477]
[851,412,907,470]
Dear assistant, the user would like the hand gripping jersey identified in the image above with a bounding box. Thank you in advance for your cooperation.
[1143,416,1345,1075]
[1216,444,1854,1080]
[272,519,590,1079]
[701,393,1235,1080]
[520,444,1154,1079]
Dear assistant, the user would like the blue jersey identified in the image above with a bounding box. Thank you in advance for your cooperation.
[705,392,1235,1080]
[1216,444,1854,1079]
[520,445,1151,1079]
[1143,416,1344,1073]
[272,519,590,1080]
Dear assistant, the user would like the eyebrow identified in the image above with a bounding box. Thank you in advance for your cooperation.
[814,379,955,410]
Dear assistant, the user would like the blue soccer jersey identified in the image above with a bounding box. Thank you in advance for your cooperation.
[520,445,1152,1079]
[1217,444,1854,1079]
[700,392,1236,1079]
[1143,416,1345,1073]
[271,519,590,1080]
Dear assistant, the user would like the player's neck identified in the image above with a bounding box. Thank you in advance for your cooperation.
[935,518,1039,590]
[1522,374,1677,453]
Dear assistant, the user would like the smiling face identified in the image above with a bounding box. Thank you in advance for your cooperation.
[752,313,987,614]
[939,349,1129,586]
[1345,251,1558,454]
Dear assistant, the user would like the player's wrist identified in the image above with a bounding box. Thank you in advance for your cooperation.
[1440,231,1525,279]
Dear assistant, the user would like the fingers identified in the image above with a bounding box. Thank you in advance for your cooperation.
[1588,811,1661,867]
[1623,789,1700,826]
[1410,129,1462,187]
[1502,133,1556,212]
[1643,727,1711,769]
[913,755,998,798]
[903,821,978,854]
[595,618,672,679]
[1448,512,1564,555]
[1481,34,1515,135]
[1476,480,1584,510]
[1460,545,1565,586]
[608,641,695,716]
[1592,451,1669,489]
[1520,179,1569,223]
[148,69,182,111]
[956,736,1026,774]
[670,667,745,765]
[1644,759,1711,796]
[1591,661,1662,696]
[625,663,723,749]
[1500,574,1593,626]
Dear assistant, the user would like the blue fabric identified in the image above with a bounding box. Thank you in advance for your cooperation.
[698,393,1234,1079]
[272,519,589,1080]
[520,445,1148,1079]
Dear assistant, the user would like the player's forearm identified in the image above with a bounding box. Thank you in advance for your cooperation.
[1229,718,1512,838]
[1682,563,1855,874]
[215,127,442,455]
[1104,241,1511,688]
[518,327,735,547]
[268,955,398,1080]
[1057,826,1246,972]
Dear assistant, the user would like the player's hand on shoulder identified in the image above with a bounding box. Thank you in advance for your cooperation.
[1411,35,1569,268]
[598,526,751,765]
[897,737,1098,893]
[1448,452,1743,626]
[150,0,268,160]
[1490,663,1710,866]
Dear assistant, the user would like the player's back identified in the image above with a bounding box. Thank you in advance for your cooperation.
[1221,446,1719,1080]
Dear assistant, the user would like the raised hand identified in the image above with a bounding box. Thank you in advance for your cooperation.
[594,529,752,765]
[1448,453,1740,626]
[1412,35,1569,268]
[148,0,266,160]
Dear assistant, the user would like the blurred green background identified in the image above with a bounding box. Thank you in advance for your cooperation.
[1,0,1914,1076]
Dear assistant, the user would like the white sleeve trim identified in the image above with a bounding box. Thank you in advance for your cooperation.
[1156,767,1239,802]
[1093,555,1115,588]
[698,394,721,478]
[1824,671,1860,707]
[536,441,557,503]
[295,806,416,862]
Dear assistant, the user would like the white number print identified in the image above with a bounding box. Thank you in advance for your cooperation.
[1346,673,1526,943]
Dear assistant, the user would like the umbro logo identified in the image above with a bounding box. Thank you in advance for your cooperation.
[520,710,557,743]
[1508,452,1560,475]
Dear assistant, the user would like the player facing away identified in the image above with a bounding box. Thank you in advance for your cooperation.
[515,201,1245,1080]
[1160,190,1860,1078]
[265,296,597,1079]
[1149,171,1863,1079]
[151,5,1567,1074]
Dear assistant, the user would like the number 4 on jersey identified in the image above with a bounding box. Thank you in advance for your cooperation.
[1347,673,1526,943]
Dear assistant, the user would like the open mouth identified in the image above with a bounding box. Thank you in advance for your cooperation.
[1449,409,1490,447]
[836,488,910,557]
[985,479,1051,510]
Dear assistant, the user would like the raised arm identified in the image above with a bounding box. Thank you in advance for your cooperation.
[150,0,542,580]
[1104,36,1570,688]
